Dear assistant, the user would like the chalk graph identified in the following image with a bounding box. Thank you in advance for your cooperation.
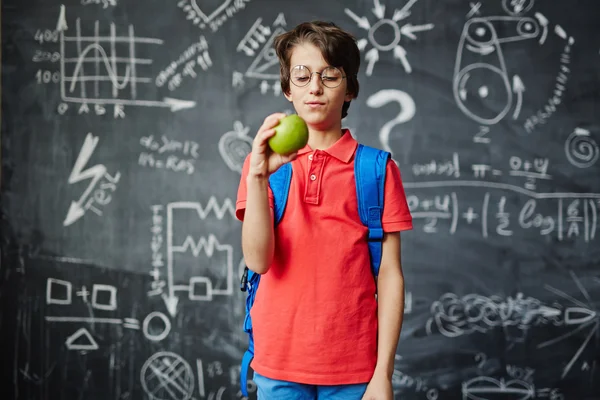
[57,5,195,112]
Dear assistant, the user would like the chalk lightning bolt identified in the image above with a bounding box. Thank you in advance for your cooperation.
[63,133,106,226]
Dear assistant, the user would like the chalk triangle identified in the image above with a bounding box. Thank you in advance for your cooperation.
[65,327,99,351]
[245,26,287,80]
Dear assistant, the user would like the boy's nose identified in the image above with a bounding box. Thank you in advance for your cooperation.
[309,73,324,94]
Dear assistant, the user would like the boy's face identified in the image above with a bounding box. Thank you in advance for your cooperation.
[284,42,353,131]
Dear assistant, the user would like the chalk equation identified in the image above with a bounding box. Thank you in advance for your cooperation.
[48,5,196,117]
[404,182,599,242]
[462,375,563,400]
[44,272,177,347]
[155,35,212,92]
[345,0,435,75]
[177,0,251,32]
[139,134,200,175]
[80,0,117,8]
[64,132,120,226]
[148,200,237,317]
[427,271,598,379]
[393,361,439,400]
[233,13,287,95]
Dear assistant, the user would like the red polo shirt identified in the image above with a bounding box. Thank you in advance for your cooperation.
[236,130,413,385]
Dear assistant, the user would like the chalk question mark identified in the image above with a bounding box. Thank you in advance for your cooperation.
[366,89,416,162]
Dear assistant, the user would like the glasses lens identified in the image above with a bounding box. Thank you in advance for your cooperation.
[291,66,311,87]
[321,67,343,88]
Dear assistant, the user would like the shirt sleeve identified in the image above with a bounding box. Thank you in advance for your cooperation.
[235,154,274,221]
[381,159,413,232]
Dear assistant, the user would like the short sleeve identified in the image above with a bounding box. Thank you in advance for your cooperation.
[381,159,413,232]
[235,154,274,221]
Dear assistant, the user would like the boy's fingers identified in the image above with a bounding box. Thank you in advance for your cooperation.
[263,113,286,129]
[261,129,276,141]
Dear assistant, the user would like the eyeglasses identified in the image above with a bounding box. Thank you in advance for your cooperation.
[290,65,346,88]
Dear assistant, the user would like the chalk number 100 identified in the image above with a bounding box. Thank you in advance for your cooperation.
[35,69,60,84]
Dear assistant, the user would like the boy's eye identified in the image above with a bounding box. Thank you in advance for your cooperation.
[295,76,309,82]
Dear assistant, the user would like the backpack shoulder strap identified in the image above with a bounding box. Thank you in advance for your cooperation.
[240,162,293,397]
[268,163,293,225]
[354,144,390,277]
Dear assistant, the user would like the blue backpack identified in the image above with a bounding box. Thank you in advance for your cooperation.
[239,144,390,397]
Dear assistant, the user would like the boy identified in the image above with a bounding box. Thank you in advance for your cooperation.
[236,21,413,400]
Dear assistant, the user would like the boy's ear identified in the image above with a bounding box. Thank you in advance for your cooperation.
[284,91,293,102]
[344,91,354,102]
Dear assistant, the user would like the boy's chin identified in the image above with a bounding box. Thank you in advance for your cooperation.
[301,114,334,129]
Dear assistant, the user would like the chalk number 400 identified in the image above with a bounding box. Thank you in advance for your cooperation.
[33,29,59,44]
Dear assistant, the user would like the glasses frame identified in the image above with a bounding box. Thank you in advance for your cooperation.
[289,65,347,89]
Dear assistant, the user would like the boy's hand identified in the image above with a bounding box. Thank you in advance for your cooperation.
[248,113,298,179]
[362,372,393,400]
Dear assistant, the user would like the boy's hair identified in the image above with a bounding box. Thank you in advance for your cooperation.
[274,21,361,119]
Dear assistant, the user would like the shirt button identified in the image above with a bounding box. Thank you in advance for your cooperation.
[310,174,317,181]
[308,154,313,160]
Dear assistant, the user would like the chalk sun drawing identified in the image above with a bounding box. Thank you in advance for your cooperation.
[345,0,434,76]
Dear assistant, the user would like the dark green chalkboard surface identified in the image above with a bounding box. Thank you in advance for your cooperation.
[2,0,600,398]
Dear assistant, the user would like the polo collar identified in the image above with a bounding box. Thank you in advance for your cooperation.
[297,129,358,163]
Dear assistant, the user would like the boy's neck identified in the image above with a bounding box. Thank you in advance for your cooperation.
[307,126,344,151]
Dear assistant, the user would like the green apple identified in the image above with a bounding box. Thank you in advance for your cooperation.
[268,114,309,155]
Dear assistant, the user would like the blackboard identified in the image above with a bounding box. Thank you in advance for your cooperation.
[2,0,600,399]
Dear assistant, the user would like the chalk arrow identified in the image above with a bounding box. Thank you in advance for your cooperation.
[345,9,371,31]
[535,12,549,44]
[56,4,68,32]
[393,0,419,21]
[64,133,106,226]
[400,23,434,40]
[372,0,385,20]
[365,47,379,76]
[162,294,179,317]
[512,75,525,119]
[163,97,196,112]
[393,45,412,74]
[273,13,286,27]
[64,203,85,227]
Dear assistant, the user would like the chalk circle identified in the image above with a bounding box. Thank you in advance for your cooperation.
[516,18,539,38]
[368,19,401,51]
[140,351,194,400]
[502,0,535,16]
[264,48,277,61]
[454,64,512,125]
[57,103,68,115]
[465,19,496,47]
[143,311,171,342]
[565,131,599,168]
[426,388,439,400]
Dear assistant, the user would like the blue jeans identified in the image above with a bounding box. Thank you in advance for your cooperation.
[253,372,368,400]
